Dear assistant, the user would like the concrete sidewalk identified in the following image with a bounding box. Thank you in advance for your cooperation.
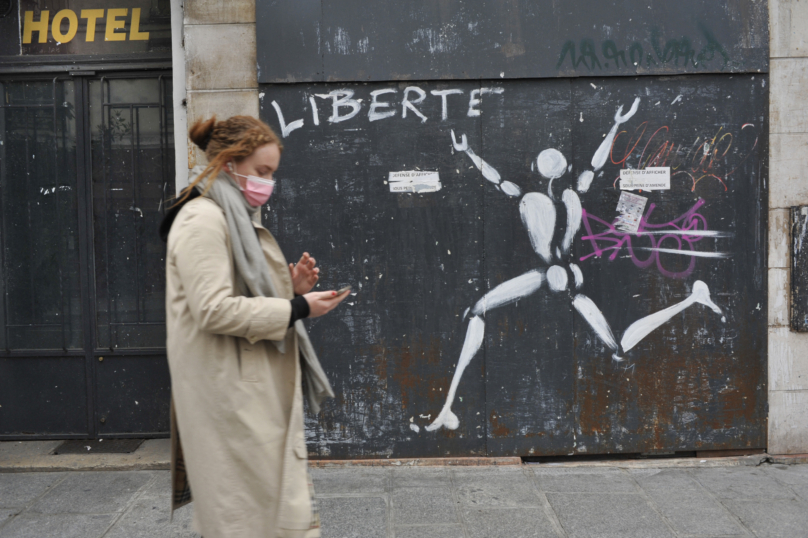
[1,462,807,538]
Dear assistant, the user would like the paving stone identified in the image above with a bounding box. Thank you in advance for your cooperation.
[533,467,637,493]
[630,469,745,536]
[105,498,198,538]
[0,473,65,509]
[463,507,558,538]
[451,467,540,507]
[763,464,808,501]
[547,492,675,538]
[0,513,116,538]
[28,471,152,514]
[724,499,808,538]
[454,482,540,507]
[394,524,464,538]
[0,509,18,527]
[318,497,387,538]
[311,467,389,494]
[449,467,527,488]
[392,487,457,525]
[690,466,798,500]
[130,472,171,501]
[391,466,451,487]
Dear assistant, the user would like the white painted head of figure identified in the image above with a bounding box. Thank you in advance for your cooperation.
[536,148,567,180]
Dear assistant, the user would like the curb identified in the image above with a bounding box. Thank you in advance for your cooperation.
[309,457,522,467]
[2,440,804,472]
[768,453,808,465]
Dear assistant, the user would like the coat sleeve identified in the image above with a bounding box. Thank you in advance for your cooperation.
[170,202,292,344]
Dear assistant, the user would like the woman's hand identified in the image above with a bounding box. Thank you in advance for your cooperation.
[289,252,319,295]
[303,290,349,318]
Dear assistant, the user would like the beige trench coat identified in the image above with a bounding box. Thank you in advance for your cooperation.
[166,195,319,538]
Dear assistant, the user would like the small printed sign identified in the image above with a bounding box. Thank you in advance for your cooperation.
[615,191,648,233]
[388,171,442,193]
[619,167,670,190]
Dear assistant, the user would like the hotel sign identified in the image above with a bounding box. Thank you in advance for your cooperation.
[14,2,170,56]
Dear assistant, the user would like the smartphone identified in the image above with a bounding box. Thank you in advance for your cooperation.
[335,285,352,296]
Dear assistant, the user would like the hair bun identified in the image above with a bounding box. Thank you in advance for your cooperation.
[198,130,214,151]
[188,116,217,151]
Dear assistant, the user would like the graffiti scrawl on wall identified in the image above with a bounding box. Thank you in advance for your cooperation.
[260,74,767,458]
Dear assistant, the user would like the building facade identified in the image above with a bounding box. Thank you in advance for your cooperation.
[2,0,806,458]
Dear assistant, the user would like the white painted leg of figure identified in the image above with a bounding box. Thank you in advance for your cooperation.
[620,280,723,352]
[572,295,620,357]
[427,270,545,432]
[426,315,485,432]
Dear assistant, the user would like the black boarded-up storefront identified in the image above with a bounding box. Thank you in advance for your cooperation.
[257,1,769,457]
[0,1,175,439]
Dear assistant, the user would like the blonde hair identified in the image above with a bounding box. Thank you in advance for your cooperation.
[180,115,283,202]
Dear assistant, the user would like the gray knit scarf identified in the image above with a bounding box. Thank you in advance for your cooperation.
[193,166,334,413]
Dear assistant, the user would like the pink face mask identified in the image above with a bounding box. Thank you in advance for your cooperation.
[229,164,275,207]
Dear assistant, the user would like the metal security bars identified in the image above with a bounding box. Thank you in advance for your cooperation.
[91,76,174,350]
[0,71,174,438]
[0,78,82,352]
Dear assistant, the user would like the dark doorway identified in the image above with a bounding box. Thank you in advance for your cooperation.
[0,71,175,439]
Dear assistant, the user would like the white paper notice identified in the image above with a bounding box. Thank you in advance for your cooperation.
[615,191,648,233]
[619,167,670,190]
[388,171,442,193]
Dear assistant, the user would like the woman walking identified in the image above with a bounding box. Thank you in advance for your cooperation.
[160,115,347,537]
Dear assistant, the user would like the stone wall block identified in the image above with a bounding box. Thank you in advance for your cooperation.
[770,0,808,58]
[769,209,790,268]
[771,59,808,134]
[770,133,808,208]
[185,24,257,91]
[769,327,808,391]
[768,390,808,453]
[185,90,260,167]
[769,268,790,326]
[185,0,256,25]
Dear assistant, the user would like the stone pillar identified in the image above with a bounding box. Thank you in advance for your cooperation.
[769,0,808,454]
[182,0,259,170]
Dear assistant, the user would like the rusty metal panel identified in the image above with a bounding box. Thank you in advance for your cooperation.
[260,73,767,457]
[256,0,769,83]
[567,75,768,455]
[478,79,577,456]
[262,82,488,457]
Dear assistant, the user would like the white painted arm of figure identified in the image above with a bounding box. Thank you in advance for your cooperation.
[578,97,641,193]
[450,130,522,196]
[591,97,641,172]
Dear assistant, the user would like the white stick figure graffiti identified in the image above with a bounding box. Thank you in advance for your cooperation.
[426,98,725,432]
